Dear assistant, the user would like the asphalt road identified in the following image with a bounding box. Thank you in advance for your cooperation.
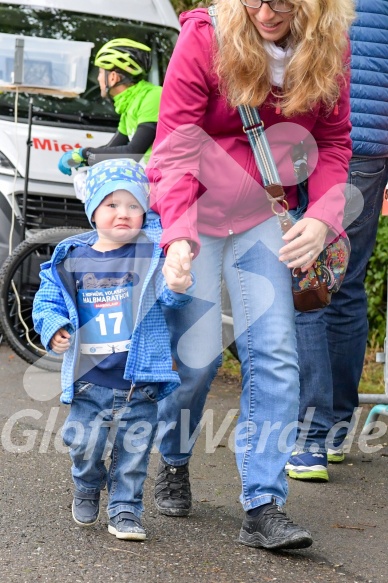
[0,343,387,583]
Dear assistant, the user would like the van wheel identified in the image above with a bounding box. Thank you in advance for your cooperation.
[0,227,89,371]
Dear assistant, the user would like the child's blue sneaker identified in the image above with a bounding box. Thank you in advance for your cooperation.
[72,491,100,526]
[108,512,146,540]
[286,451,329,482]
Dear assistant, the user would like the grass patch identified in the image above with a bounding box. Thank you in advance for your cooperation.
[221,349,241,378]
[359,336,385,394]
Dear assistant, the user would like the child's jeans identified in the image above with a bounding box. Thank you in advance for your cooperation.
[62,381,158,520]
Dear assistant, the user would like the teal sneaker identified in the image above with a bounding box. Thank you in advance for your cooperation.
[327,447,345,463]
[286,452,329,482]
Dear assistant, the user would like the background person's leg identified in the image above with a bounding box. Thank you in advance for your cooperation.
[295,309,334,452]
[293,157,388,470]
[326,157,388,446]
[288,309,333,481]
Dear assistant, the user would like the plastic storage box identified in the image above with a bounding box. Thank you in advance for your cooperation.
[0,33,94,96]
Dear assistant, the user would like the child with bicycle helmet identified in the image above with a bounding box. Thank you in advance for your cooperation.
[58,39,162,175]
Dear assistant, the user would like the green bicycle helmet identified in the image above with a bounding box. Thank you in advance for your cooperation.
[94,38,152,77]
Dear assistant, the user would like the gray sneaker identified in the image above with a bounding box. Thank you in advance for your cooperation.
[72,491,100,526]
[154,458,192,516]
[239,502,313,550]
[108,512,146,540]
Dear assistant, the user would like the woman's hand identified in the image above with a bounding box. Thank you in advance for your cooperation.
[163,240,194,293]
[50,328,71,354]
[279,218,329,272]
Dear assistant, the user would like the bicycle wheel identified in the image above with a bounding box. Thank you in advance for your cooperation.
[0,227,89,370]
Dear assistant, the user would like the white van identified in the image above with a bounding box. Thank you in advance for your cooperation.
[0,0,180,265]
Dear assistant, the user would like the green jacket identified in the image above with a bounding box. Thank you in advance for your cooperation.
[114,80,162,164]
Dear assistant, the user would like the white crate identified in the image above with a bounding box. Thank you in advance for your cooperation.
[0,33,94,96]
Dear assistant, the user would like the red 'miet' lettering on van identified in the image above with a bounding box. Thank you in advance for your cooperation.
[32,138,82,151]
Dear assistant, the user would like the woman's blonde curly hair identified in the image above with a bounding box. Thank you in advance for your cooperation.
[212,0,355,116]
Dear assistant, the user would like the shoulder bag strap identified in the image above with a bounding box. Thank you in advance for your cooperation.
[208,5,290,222]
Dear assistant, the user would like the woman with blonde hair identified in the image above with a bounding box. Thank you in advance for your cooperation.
[148,0,354,550]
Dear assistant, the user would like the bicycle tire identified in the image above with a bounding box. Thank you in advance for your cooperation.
[0,227,89,370]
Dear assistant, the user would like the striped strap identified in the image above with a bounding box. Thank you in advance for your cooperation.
[237,104,281,187]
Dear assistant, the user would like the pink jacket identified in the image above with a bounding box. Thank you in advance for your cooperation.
[147,8,352,254]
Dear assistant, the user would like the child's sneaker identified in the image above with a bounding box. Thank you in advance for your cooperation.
[72,491,100,526]
[327,447,345,463]
[108,512,146,540]
[286,451,329,482]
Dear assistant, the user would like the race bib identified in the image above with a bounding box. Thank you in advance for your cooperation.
[77,284,133,355]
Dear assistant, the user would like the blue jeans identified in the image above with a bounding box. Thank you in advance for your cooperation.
[157,217,300,511]
[296,156,388,451]
[62,381,158,519]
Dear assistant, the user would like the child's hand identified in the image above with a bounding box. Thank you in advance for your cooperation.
[166,271,193,293]
[165,256,193,292]
[163,241,194,293]
[50,328,71,354]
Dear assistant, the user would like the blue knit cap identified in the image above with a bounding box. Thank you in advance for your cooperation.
[84,158,150,228]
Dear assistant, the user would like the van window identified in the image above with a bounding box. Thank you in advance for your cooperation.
[0,3,177,130]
